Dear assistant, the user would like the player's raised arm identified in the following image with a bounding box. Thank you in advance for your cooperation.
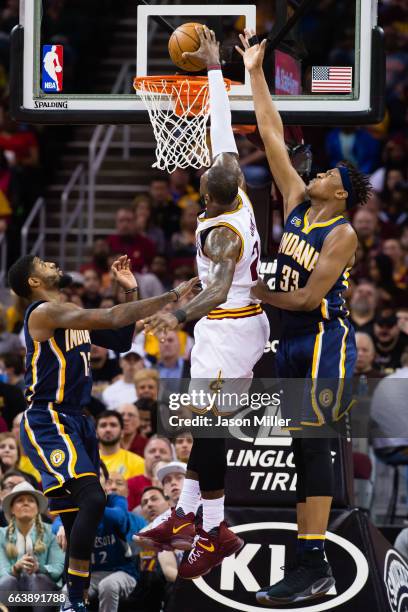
[143,226,241,335]
[28,278,198,341]
[183,26,245,189]
[253,224,357,311]
[236,29,306,219]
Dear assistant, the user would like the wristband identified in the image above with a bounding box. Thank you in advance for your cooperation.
[124,287,138,294]
[169,288,180,302]
[248,35,260,47]
[207,64,222,72]
[174,309,187,324]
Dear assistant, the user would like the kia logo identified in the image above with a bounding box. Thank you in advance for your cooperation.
[194,522,369,611]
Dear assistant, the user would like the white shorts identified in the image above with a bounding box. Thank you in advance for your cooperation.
[189,308,270,414]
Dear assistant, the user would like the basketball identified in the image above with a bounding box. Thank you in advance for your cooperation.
[168,22,206,72]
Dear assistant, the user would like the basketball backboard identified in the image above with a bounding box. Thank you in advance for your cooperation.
[11,0,384,125]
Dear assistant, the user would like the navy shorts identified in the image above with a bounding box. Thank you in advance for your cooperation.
[276,319,357,428]
[21,403,100,513]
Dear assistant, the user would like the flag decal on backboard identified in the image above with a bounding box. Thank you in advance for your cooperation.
[311,66,352,93]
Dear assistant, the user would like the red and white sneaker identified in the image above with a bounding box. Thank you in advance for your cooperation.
[178,522,244,580]
[133,508,195,551]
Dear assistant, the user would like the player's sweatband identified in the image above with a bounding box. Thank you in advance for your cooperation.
[208,69,238,158]
[207,64,222,71]
[248,35,259,47]
[174,309,187,324]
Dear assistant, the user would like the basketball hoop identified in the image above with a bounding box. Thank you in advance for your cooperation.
[134,75,231,173]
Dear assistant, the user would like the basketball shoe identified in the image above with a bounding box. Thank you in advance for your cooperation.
[133,508,196,551]
[178,522,244,580]
[256,551,335,606]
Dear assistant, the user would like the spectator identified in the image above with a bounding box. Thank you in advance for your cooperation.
[370,348,408,470]
[394,528,408,560]
[349,281,378,335]
[383,238,407,289]
[157,461,186,508]
[352,209,381,259]
[127,436,173,511]
[174,432,193,463]
[135,398,158,438]
[11,414,41,484]
[117,403,147,458]
[397,307,408,336]
[81,269,103,309]
[0,353,24,391]
[107,207,156,272]
[134,487,176,610]
[149,255,172,292]
[168,169,198,205]
[0,305,22,355]
[0,433,21,476]
[368,254,406,307]
[325,127,381,174]
[149,178,181,239]
[370,135,407,193]
[133,194,166,254]
[0,482,64,604]
[169,202,200,269]
[90,345,121,385]
[134,369,159,402]
[102,352,143,410]
[373,311,408,373]
[0,470,36,528]
[96,411,145,479]
[354,332,384,379]
[80,238,111,279]
[155,331,190,392]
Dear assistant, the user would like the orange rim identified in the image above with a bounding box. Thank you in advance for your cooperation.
[134,75,232,118]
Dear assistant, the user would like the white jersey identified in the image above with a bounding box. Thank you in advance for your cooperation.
[196,188,261,310]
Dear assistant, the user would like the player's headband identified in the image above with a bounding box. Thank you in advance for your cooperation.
[337,164,356,209]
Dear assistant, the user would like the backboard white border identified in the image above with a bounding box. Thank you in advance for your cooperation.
[20,0,374,116]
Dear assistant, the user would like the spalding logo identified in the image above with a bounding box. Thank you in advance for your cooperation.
[384,549,408,612]
[194,522,369,611]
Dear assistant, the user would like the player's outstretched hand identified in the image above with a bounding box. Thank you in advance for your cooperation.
[251,277,271,303]
[235,28,267,73]
[173,276,201,301]
[143,312,179,338]
[182,25,220,68]
[111,255,137,291]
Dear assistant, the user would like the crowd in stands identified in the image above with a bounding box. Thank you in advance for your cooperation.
[0,0,405,609]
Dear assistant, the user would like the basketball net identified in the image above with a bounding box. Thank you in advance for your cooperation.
[134,75,231,174]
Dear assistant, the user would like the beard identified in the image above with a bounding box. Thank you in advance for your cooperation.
[58,274,73,289]
[101,435,122,447]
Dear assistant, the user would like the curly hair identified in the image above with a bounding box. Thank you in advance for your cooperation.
[337,160,373,207]
[5,514,46,559]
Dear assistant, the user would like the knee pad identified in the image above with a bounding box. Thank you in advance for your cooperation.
[69,476,106,517]
[302,438,334,498]
[187,438,226,492]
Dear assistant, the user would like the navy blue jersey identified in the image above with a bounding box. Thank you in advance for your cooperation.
[276,201,352,333]
[24,301,92,409]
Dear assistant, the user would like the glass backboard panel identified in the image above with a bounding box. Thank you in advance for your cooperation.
[11,0,383,124]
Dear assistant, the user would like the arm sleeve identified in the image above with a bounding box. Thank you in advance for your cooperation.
[208,69,238,158]
[90,324,135,353]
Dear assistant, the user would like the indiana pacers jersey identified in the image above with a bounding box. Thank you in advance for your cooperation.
[196,187,261,311]
[276,201,352,333]
[24,300,92,410]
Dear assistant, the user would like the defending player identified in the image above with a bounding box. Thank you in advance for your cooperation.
[237,30,372,606]
[7,255,196,612]
[134,27,270,580]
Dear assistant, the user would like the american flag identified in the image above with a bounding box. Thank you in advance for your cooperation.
[311,66,353,93]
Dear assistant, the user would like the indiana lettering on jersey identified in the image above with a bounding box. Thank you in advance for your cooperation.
[65,329,91,352]
[278,232,320,272]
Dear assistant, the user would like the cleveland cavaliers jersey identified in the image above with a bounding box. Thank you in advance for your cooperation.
[24,301,92,409]
[196,187,261,310]
[276,201,352,332]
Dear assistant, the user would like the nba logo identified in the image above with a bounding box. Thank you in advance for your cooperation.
[42,45,63,92]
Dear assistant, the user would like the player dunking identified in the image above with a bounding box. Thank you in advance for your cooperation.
[134,27,270,579]
[7,255,196,612]
[237,31,372,605]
